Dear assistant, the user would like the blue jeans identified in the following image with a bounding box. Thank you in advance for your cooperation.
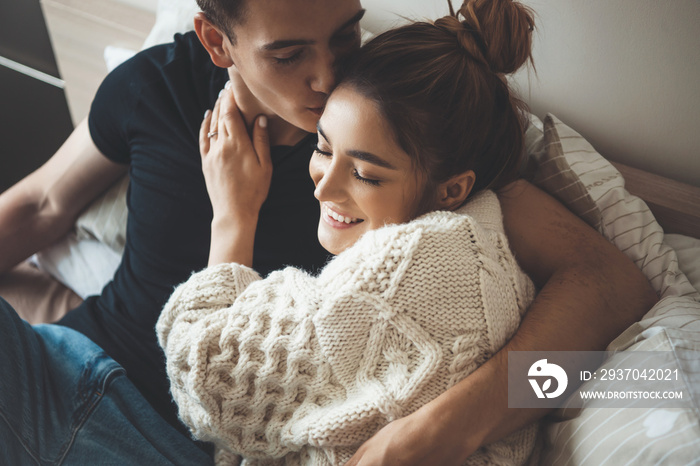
[0,298,213,465]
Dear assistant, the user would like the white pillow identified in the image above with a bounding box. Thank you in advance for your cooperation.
[665,233,700,294]
[32,233,121,299]
[142,0,199,49]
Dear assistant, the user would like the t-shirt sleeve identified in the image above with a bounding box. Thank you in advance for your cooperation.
[87,54,144,164]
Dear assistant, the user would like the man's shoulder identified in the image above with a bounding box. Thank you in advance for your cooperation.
[118,31,214,84]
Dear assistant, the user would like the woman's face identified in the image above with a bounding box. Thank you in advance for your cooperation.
[309,86,427,255]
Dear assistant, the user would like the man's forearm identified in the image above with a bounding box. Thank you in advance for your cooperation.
[428,251,657,459]
[0,184,75,273]
[0,119,128,274]
[343,265,655,466]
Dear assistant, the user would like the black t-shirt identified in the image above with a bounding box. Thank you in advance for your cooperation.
[57,32,330,437]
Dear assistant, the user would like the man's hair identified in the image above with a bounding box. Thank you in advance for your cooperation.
[196,0,248,43]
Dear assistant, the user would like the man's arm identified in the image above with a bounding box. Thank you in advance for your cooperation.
[346,180,657,465]
[0,118,128,273]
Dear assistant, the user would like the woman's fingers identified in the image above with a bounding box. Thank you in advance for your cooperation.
[199,109,212,156]
[210,88,223,138]
[218,86,249,143]
[252,115,271,170]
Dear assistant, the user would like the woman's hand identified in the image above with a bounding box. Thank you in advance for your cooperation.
[200,85,272,226]
[200,85,272,267]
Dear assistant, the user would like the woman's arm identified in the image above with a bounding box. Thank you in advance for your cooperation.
[346,180,658,466]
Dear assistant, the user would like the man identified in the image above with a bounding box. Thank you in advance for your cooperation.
[0,0,655,463]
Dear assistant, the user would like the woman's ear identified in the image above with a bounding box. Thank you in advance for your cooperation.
[435,170,476,211]
[194,12,235,68]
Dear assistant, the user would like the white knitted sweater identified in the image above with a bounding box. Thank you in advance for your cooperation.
[157,190,537,466]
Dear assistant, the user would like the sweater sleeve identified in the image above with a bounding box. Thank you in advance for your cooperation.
[157,262,356,460]
[156,232,429,463]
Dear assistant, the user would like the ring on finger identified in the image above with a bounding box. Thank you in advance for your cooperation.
[207,131,218,138]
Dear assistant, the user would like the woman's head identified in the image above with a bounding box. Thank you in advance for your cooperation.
[310,0,534,255]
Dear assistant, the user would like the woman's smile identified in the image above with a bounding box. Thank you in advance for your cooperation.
[321,204,364,228]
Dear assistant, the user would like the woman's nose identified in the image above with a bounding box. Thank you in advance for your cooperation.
[312,161,345,203]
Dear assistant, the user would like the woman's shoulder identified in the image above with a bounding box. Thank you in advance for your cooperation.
[452,189,505,234]
[318,190,508,291]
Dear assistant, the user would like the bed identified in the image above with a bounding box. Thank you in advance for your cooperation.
[28,0,700,463]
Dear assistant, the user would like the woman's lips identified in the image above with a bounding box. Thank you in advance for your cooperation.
[322,205,363,229]
[308,107,324,116]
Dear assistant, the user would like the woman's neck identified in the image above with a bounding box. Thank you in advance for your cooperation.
[227,69,309,147]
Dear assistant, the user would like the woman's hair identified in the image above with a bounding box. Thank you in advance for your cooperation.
[196,0,247,43]
[339,0,535,212]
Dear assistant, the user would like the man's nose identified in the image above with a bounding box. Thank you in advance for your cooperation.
[309,49,336,95]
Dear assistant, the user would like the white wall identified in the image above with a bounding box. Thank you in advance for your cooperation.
[115,0,159,13]
[361,0,700,187]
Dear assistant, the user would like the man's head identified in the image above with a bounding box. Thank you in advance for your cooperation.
[195,0,247,44]
[195,0,364,133]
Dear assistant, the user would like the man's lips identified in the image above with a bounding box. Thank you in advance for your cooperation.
[308,107,324,116]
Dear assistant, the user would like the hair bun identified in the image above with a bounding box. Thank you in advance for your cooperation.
[437,0,534,74]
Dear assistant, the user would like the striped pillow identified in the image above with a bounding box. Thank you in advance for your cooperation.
[532,114,699,301]
[532,115,602,230]
[541,296,700,465]
[531,115,700,464]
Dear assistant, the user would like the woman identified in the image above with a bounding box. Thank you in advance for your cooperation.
[157,1,539,464]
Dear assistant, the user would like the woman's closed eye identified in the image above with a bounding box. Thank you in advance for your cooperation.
[314,146,382,187]
[353,169,381,186]
[313,145,332,157]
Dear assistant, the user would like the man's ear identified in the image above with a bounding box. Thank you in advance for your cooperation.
[435,170,476,211]
[194,12,235,68]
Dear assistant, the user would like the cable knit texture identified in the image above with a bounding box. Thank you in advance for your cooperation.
[157,191,537,465]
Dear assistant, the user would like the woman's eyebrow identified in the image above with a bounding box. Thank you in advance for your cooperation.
[347,150,396,169]
[317,123,397,170]
[317,123,331,144]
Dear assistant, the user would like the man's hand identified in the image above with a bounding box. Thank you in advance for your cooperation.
[345,400,479,466]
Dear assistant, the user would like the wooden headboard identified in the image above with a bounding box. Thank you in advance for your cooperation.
[612,162,700,239]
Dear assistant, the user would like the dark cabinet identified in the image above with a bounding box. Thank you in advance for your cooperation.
[0,0,73,192]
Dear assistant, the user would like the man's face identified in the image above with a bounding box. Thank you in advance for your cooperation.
[225,0,364,133]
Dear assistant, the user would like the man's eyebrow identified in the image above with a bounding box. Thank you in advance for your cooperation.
[334,9,366,35]
[261,9,366,51]
[261,39,314,51]
[317,123,397,170]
